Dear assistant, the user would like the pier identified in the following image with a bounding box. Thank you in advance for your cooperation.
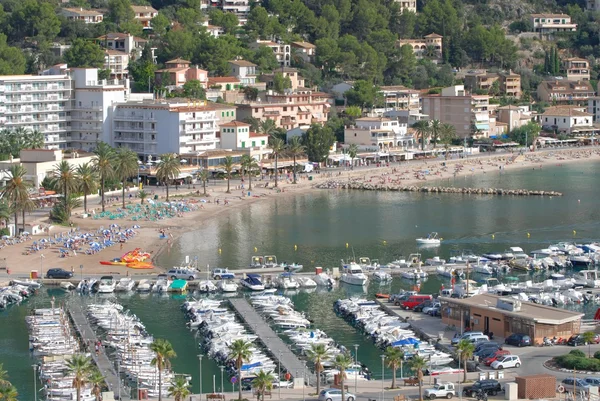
[228,298,316,384]
[67,300,130,400]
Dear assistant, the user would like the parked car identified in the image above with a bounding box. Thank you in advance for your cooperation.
[166,268,198,280]
[45,268,73,279]
[462,380,502,397]
[475,342,501,352]
[424,382,456,399]
[401,295,433,309]
[212,268,235,280]
[505,333,532,347]
[427,305,442,316]
[318,389,356,401]
[490,355,522,370]
[451,332,485,345]
[559,378,592,394]
[423,302,441,315]
[567,334,600,346]
[414,300,433,312]
[483,350,511,366]
[468,335,490,344]
[583,377,600,387]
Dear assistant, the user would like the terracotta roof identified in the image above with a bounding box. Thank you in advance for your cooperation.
[357,117,391,122]
[62,7,104,16]
[208,76,240,83]
[291,41,316,49]
[249,132,268,137]
[221,121,250,128]
[424,33,443,38]
[166,58,191,64]
[155,67,188,73]
[497,105,522,110]
[542,107,592,117]
[228,60,257,67]
[531,13,571,18]
[97,32,146,42]
[131,5,157,12]
[104,49,128,56]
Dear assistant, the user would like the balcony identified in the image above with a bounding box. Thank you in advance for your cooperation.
[74,105,102,111]
[114,114,157,121]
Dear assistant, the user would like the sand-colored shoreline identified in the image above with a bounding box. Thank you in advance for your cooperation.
[2,147,600,277]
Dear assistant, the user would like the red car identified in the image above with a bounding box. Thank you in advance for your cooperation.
[483,350,510,366]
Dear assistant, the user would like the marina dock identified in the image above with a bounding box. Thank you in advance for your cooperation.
[67,300,130,400]
[228,298,316,384]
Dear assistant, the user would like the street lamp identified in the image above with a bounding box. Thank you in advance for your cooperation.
[220,366,224,394]
[32,365,37,401]
[381,355,385,401]
[40,254,44,279]
[278,350,282,399]
[353,344,359,393]
[137,160,142,189]
[198,354,203,398]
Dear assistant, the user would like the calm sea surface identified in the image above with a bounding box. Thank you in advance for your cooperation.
[3,161,600,399]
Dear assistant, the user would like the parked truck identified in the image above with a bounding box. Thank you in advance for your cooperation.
[424,382,456,399]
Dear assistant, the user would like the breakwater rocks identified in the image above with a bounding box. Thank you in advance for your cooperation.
[317,180,563,196]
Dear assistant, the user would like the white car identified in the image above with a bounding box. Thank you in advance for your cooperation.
[490,355,521,370]
[423,302,441,314]
[318,389,356,401]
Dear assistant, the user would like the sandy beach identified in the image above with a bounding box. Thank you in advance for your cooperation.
[2,147,600,278]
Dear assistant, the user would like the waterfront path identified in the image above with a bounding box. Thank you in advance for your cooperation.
[67,300,131,400]
[229,298,316,384]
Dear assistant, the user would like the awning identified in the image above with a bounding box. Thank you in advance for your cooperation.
[475,123,489,130]
[177,173,192,179]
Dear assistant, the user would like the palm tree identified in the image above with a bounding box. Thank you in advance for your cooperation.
[0,201,11,230]
[168,376,191,401]
[252,370,274,401]
[306,344,330,395]
[150,338,177,401]
[1,165,30,233]
[197,169,209,196]
[20,196,35,232]
[287,137,305,184]
[52,160,77,218]
[0,384,18,401]
[93,142,115,212]
[88,369,105,401]
[582,331,596,357]
[23,129,45,149]
[244,117,261,133]
[439,123,457,159]
[138,190,148,205]
[259,119,277,137]
[76,162,97,213]
[270,137,285,188]
[156,153,181,202]
[347,144,359,169]
[228,340,253,401]
[429,120,441,149]
[221,155,235,193]
[66,354,93,401]
[114,148,140,208]
[412,120,430,151]
[408,355,427,401]
[334,353,353,401]
[384,347,404,389]
[456,339,475,383]
[0,363,10,386]
[239,154,251,184]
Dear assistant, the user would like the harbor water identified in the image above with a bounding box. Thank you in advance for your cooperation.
[3,160,600,399]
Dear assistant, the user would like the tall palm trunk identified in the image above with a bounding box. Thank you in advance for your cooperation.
[158,361,163,401]
[463,356,467,382]
[237,358,243,401]
[315,365,321,396]
[165,183,169,201]
[274,156,279,187]
[417,370,423,401]
[422,132,426,150]
[101,176,106,212]
[226,174,231,193]
[293,155,297,184]
[13,211,18,235]
[203,180,207,196]
[248,171,252,190]
[22,209,25,231]
[340,372,345,401]
[84,194,88,213]
[392,365,397,389]
[76,384,81,401]
[122,181,126,208]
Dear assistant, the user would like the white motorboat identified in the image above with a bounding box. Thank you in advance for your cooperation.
[358,257,381,271]
[115,277,136,292]
[296,277,317,288]
[281,262,304,272]
[313,272,335,287]
[137,279,152,292]
[340,262,368,286]
[435,265,463,279]
[372,270,393,282]
[97,276,116,293]
[218,279,239,293]
[574,270,600,288]
[263,255,280,268]
[77,278,97,293]
[240,274,265,291]
[416,232,441,245]
[197,280,217,293]
[472,263,493,275]
[452,280,480,297]
[425,256,446,266]
[153,274,172,293]
[60,282,75,290]
[275,273,300,289]
[569,254,592,267]
[400,269,428,280]
[11,279,42,289]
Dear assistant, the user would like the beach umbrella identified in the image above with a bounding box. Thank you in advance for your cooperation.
[22,231,30,235]
[1,235,9,239]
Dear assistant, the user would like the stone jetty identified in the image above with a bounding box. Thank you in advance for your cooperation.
[317,180,563,196]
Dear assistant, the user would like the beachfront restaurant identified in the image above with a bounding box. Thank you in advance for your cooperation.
[440,294,583,345]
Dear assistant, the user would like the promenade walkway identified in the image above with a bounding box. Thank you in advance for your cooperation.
[229,298,316,384]
[67,300,130,400]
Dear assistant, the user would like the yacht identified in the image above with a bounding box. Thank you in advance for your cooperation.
[115,277,136,292]
[452,280,480,297]
[137,279,152,292]
[569,254,592,267]
[153,274,172,293]
[340,262,368,286]
[313,271,335,287]
[372,270,393,282]
[573,270,600,288]
[472,263,493,275]
[275,273,300,289]
[240,274,266,291]
[416,232,441,245]
[218,279,239,293]
[435,265,462,278]
[358,257,380,271]
[263,255,280,268]
[97,276,116,293]
[400,268,428,280]
[198,280,217,293]
[296,277,317,288]
[425,256,446,266]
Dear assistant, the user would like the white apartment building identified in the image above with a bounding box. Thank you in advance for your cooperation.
[112,99,220,159]
[344,117,414,150]
[252,40,291,67]
[219,121,270,159]
[542,106,593,135]
[228,60,258,85]
[394,0,417,13]
[222,0,251,24]
[104,50,129,80]
[379,85,420,110]
[0,66,128,150]
[131,5,158,29]
[60,8,104,23]
[530,14,577,34]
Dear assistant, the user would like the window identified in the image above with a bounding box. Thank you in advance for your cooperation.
[252,141,256,147]
[222,112,225,117]
[261,140,265,145]
[241,141,245,148]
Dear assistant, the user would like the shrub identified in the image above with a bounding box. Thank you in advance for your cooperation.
[554,353,600,372]
[594,351,600,360]
[569,349,586,358]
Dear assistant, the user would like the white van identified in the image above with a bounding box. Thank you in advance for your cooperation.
[468,334,490,344]
[302,163,314,173]
[451,331,484,345]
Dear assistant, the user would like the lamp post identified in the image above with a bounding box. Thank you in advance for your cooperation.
[80,264,83,282]
[278,350,282,399]
[353,344,359,393]
[198,354,203,399]
[381,355,385,401]
[40,254,44,279]
[302,365,306,401]
[117,356,121,400]
[32,365,37,401]
[213,375,216,394]
[220,366,224,394]
[137,160,142,189]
